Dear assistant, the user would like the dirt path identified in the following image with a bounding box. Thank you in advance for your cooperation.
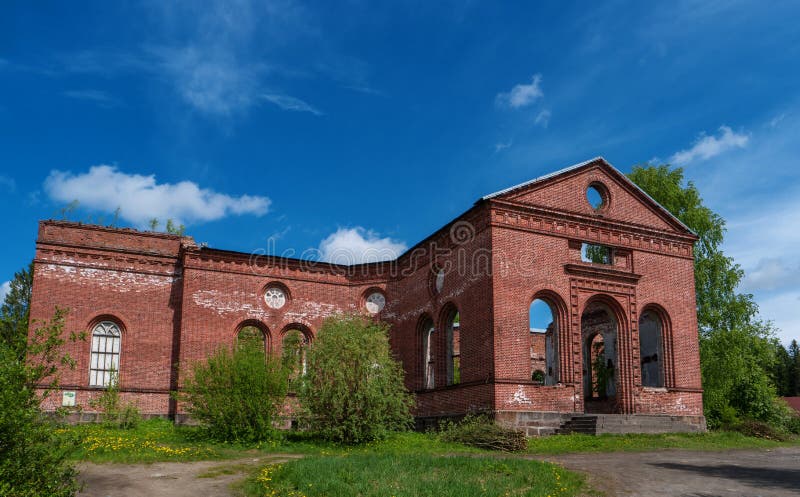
[77,455,302,497]
[540,447,800,496]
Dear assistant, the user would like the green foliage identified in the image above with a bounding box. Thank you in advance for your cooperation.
[88,375,142,429]
[0,262,33,360]
[438,415,528,452]
[165,218,186,236]
[299,314,413,444]
[591,341,613,399]
[246,453,585,497]
[0,308,82,497]
[771,339,800,396]
[181,342,288,442]
[628,164,784,428]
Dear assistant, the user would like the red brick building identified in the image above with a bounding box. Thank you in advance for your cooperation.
[30,158,706,433]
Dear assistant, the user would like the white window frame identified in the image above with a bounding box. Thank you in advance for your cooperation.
[89,321,121,387]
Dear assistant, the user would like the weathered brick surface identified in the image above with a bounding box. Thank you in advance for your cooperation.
[30,158,704,427]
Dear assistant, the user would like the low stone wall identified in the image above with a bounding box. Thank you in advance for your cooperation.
[593,414,706,434]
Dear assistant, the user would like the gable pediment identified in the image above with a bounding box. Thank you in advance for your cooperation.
[483,158,695,237]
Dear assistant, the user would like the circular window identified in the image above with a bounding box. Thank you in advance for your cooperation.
[435,268,445,293]
[586,183,607,211]
[264,286,287,309]
[365,292,386,314]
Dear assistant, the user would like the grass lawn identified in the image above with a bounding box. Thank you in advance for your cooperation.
[239,454,586,497]
[64,419,798,497]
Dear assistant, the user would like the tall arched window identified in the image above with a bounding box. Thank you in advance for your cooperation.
[237,325,267,355]
[530,299,559,385]
[445,309,460,386]
[420,317,435,389]
[89,320,121,387]
[639,310,664,387]
[282,328,310,383]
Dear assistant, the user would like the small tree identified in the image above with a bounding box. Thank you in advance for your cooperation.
[299,314,413,444]
[0,308,82,497]
[181,342,288,442]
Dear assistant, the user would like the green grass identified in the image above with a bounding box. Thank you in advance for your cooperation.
[64,418,798,464]
[240,454,589,497]
[527,431,798,455]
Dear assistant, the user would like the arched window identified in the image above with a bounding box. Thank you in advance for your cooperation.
[282,328,310,383]
[444,309,460,386]
[89,320,121,387]
[419,317,435,389]
[639,310,664,387]
[237,325,267,355]
[530,298,559,385]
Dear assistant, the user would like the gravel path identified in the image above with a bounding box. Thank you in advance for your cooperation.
[541,447,800,497]
[76,455,302,497]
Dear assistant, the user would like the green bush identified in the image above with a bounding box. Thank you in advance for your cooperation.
[299,314,413,444]
[0,308,82,497]
[180,342,288,442]
[89,375,141,429]
[438,414,528,452]
[729,419,789,441]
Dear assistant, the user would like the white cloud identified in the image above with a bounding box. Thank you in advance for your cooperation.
[44,165,270,227]
[669,125,749,165]
[494,140,513,153]
[262,94,323,115]
[63,89,122,108]
[742,257,800,293]
[318,227,406,265]
[534,109,551,128]
[496,74,544,109]
[0,281,10,304]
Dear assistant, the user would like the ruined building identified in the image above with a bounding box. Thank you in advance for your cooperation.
[30,158,706,434]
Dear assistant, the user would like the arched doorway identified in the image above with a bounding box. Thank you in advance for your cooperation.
[581,301,620,413]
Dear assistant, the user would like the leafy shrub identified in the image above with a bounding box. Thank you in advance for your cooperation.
[729,419,789,441]
[438,414,528,452]
[180,342,288,442]
[0,308,82,497]
[89,375,141,429]
[299,314,413,444]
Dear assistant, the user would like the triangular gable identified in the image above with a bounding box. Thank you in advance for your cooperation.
[482,157,695,237]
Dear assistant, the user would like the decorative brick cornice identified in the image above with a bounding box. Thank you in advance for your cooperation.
[564,263,642,284]
[489,201,695,259]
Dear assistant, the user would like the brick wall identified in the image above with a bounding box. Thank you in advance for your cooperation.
[29,158,704,424]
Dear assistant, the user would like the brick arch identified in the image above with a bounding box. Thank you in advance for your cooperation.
[234,319,271,354]
[529,289,568,386]
[417,313,435,390]
[438,302,460,386]
[638,303,674,388]
[280,322,313,343]
[580,293,628,413]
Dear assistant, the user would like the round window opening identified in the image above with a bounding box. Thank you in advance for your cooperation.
[365,292,386,314]
[586,184,607,211]
[264,286,287,309]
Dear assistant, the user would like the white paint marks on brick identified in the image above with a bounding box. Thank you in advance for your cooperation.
[192,289,272,320]
[39,263,172,292]
[511,385,532,405]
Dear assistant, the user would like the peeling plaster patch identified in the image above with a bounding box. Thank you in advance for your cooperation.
[283,301,346,323]
[193,289,271,319]
[39,264,172,292]
[511,385,532,405]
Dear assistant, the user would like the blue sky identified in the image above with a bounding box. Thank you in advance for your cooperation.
[1,1,798,343]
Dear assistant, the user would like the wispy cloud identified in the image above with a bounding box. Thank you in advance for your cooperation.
[494,140,513,153]
[262,93,323,115]
[318,227,406,265]
[44,165,270,227]
[669,125,749,165]
[0,281,10,304]
[496,74,544,109]
[534,109,551,128]
[63,89,123,108]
